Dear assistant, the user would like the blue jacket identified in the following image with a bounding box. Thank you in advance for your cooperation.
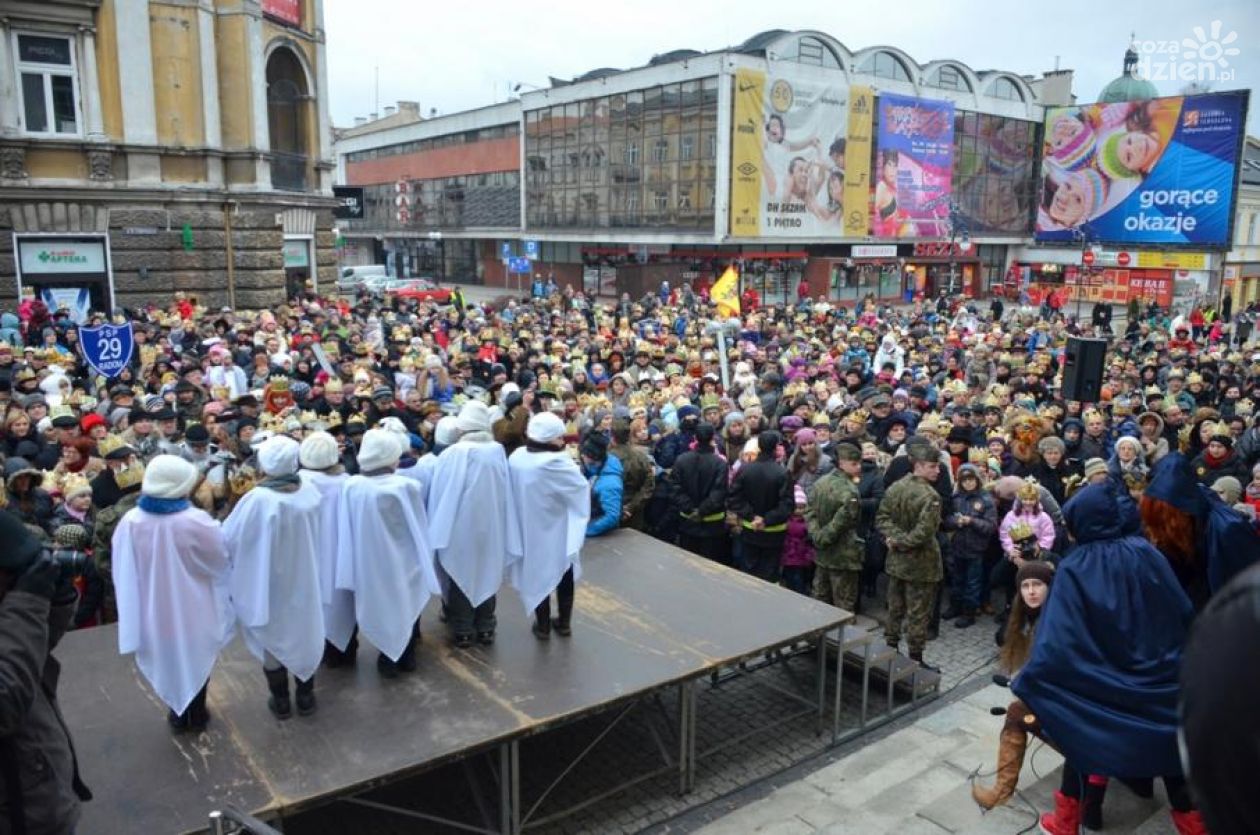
[1014,483,1193,778]
[585,453,623,537]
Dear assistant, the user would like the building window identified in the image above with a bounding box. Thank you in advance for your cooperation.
[990,77,1024,101]
[652,138,668,163]
[866,51,912,83]
[625,142,639,165]
[653,190,669,211]
[680,135,694,161]
[14,32,80,136]
[930,65,970,92]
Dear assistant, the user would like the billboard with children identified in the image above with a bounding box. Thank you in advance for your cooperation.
[729,64,851,238]
[871,94,956,238]
[1034,91,1249,247]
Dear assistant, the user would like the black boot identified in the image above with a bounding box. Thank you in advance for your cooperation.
[954,610,976,628]
[1081,778,1107,831]
[941,601,962,620]
[909,652,941,673]
[552,617,572,637]
[396,622,421,673]
[294,676,316,716]
[265,668,292,720]
[532,614,551,640]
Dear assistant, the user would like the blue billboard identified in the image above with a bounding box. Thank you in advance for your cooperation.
[1035,91,1248,247]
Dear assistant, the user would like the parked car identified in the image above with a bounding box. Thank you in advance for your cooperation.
[387,278,452,304]
[336,265,388,292]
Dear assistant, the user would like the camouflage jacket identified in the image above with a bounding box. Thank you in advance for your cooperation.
[875,475,943,582]
[91,490,140,585]
[804,471,863,570]
[610,443,655,531]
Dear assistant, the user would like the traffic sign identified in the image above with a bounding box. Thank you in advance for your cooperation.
[524,240,539,260]
[81,322,134,379]
[507,256,531,274]
[1081,250,1095,266]
[500,241,512,260]
[1117,252,1131,267]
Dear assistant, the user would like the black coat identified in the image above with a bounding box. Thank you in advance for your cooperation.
[728,457,793,545]
[670,448,729,539]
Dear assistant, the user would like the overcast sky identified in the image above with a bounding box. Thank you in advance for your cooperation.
[325,0,1259,132]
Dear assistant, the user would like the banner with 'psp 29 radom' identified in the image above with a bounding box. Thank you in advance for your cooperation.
[1035,91,1248,247]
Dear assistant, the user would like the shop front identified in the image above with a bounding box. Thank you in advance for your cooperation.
[14,235,113,322]
[282,237,314,297]
[901,242,983,300]
[1009,248,1213,312]
[1224,263,1260,308]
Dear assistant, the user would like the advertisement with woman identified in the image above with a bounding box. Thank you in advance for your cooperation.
[1035,91,1248,246]
[731,65,849,238]
[871,94,955,238]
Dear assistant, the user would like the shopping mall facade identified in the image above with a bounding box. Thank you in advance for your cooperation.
[335,29,1238,308]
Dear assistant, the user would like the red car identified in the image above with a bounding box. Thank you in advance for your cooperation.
[385,278,452,304]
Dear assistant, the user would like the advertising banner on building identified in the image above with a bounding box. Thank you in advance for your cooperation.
[872,94,955,238]
[843,85,874,237]
[1035,91,1248,247]
[38,287,91,324]
[729,65,850,237]
[262,0,301,26]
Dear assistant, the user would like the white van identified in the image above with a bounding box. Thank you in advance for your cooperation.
[337,264,388,291]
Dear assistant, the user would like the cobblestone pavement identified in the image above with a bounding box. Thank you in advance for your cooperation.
[285,578,1003,835]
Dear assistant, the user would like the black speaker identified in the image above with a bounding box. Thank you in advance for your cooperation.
[1061,337,1108,403]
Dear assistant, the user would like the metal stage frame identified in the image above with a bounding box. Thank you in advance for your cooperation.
[57,531,870,835]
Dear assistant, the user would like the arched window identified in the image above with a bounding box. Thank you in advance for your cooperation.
[928,65,971,92]
[792,36,843,70]
[864,51,912,82]
[990,77,1024,102]
[266,47,312,190]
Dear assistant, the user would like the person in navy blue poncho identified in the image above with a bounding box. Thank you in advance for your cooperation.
[1013,482,1208,835]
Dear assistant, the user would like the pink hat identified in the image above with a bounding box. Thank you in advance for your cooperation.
[794,428,817,447]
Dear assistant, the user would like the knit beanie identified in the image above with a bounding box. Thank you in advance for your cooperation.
[257,435,300,477]
[526,412,565,444]
[1211,476,1243,505]
[434,415,463,447]
[141,455,198,499]
[1083,458,1108,480]
[1098,131,1140,180]
[1048,113,1096,171]
[1016,559,1055,587]
[299,431,340,470]
[53,523,90,550]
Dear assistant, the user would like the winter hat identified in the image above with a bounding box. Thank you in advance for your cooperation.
[794,428,817,447]
[1211,476,1243,505]
[1075,168,1107,221]
[299,431,340,470]
[742,437,760,457]
[434,415,462,448]
[1015,559,1055,588]
[257,435,300,477]
[947,426,974,445]
[1083,458,1108,480]
[498,382,521,405]
[53,522,90,550]
[356,428,402,472]
[526,412,565,444]
[377,416,409,439]
[580,431,609,462]
[723,410,745,428]
[956,463,982,484]
[456,400,492,434]
[141,454,198,499]
[1048,113,1096,171]
[1114,435,1143,456]
[1037,436,1066,455]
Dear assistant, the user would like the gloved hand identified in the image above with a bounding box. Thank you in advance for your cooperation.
[14,554,59,599]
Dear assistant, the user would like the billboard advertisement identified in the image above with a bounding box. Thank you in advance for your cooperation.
[872,94,956,238]
[729,66,850,237]
[952,113,1039,235]
[262,0,302,26]
[842,85,875,236]
[1035,91,1248,246]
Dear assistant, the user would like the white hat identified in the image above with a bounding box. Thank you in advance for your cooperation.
[526,412,565,444]
[142,454,198,499]
[455,400,491,434]
[299,431,340,470]
[424,354,443,370]
[498,382,520,405]
[378,416,409,438]
[434,415,462,447]
[257,435,300,477]
[357,428,402,472]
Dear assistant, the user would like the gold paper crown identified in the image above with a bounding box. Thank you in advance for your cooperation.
[917,414,943,435]
[325,411,343,429]
[699,393,721,410]
[97,434,128,458]
[1082,408,1104,422]
[1236,398,1254,417]
[49,404,76,423]
[60,472,91,499]
[1008,518,1035,542]
[1016,477,1040,502]
[345,412,367,426]
[298,410,319,427]
[259,412,285,433]
[846,409,869,426]
[14,367,35,382]
[267,375,290,393]
[967,447,989,464]
[986,429,1007,441]
[114,461,145,490]
[323,377,344,393]
[210,385,230,401]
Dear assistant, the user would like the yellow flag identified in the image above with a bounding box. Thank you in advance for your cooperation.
[712,266,741,320]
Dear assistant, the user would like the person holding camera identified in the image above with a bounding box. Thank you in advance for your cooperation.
[0,509,92,834]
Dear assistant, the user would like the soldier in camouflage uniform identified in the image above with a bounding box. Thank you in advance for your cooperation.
[805,442,864,613]
[875,442,944,671]
[89,456,145,623]
[610,419,655,532]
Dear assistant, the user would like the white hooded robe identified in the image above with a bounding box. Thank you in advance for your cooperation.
[505,448,591,613]
[427,439,510,607]
[223,482,325,680]
[113,506,234,714]
[334,472,439,661]
[298,468,357,650]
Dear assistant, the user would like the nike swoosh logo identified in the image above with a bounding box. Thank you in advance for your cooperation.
[738,82,756,92]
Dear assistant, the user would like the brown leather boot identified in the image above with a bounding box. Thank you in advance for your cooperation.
[971,724,1028,809]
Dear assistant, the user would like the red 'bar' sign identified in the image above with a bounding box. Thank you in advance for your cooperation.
[263,0,301,26]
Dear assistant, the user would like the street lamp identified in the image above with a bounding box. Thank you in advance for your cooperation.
[945,200,971,298]
[427,231,444,285]
[703,317,743,391]
[1070,224,1095,324]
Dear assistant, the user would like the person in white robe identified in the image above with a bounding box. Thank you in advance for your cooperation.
[428,401,510,647]
[335,428,439,677]
[298,430,358,667]
[112,454,234,731]
[506,412,590,640]
[224,436,324,719]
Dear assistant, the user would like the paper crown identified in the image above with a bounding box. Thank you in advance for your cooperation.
[1008,520,1035,542]
[1016,478,1041,502]
[97,434,129,458]
[267,375,290,393]
[114,460,145,490]
[60,472,91,499]
[323,377,344,393]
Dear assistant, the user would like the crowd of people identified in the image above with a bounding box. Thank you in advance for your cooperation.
[1,277,1258,834]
